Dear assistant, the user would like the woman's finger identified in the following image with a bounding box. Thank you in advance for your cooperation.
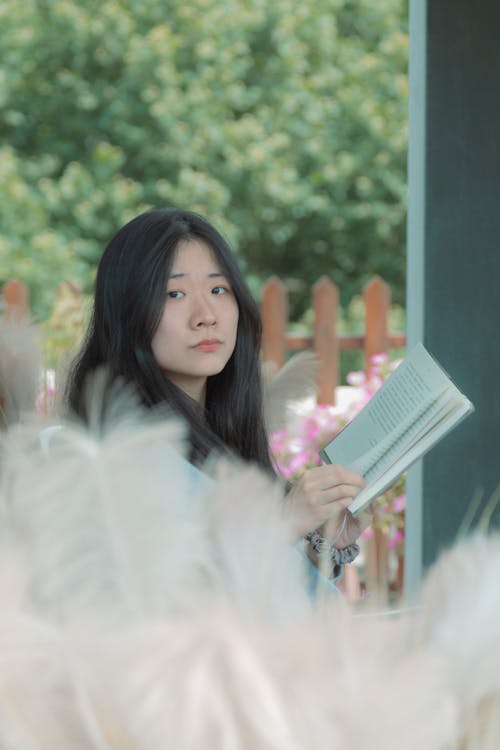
[305,463,366,492]
[315,483,361,506]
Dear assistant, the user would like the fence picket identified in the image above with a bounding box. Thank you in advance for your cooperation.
[363,276,390,369]
[313,276,339,404]
[261,274,405,403]
[2,279,30,321]
[261,276,288,369]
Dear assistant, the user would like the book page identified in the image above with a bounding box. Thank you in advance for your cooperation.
[348,391,439,476]
[361,391,456,482]
[319,343,474,516]
[365,360,435,436]
[321,343,451,469]
[348,396,473,515]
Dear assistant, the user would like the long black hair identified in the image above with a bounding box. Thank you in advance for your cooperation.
[66,208,274,474]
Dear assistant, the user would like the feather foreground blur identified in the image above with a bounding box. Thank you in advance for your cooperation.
[0,369,500,747]
[262,351,319,433]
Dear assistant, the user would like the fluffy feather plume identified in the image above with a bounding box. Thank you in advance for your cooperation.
[414,533,500,749]
[0,369,500,748]
[262,351,318,433]
[1,373,215,622]
[204,458,313,621]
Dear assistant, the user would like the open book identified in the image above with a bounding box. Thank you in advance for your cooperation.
[320,343,474,516]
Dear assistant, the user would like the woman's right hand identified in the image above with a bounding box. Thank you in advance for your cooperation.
[285,463,366,543]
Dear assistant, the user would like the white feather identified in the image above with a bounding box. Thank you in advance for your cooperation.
[204,458,314,622]
[414,532,500,749]
[1,373,214,623]
[2,363,500,748]
[262,351,318,433]
[0,547,94,750]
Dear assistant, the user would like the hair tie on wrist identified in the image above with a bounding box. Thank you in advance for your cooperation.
[304,528,360,577]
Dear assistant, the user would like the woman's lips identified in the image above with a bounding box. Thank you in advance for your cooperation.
[193,339,222,352]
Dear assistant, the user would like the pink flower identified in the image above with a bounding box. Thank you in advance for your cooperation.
[279,465,295,480]
[361,526,374,539]
[387,530,404,550]
[271,429,287,441]
[288,436,308,454]
[370,352,388,366]
[346,370,366,387]
[393,494,406,513]
[367,375,383,391]
[269,430,288,453]
[303,421,321,441]
[288,450,313,475]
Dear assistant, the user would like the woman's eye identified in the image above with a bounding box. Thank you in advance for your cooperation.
[211,286,228,295]
[167,290,184,299]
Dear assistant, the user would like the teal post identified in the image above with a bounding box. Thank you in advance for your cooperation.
[405,0,500,596]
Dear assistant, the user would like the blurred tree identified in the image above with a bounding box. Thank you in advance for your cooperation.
[0,0,407,321]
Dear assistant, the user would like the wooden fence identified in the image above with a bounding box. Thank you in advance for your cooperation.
[261,274,406,404]
[2,274,406,384]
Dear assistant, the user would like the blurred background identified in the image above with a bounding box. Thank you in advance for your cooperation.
[0,0,408,371]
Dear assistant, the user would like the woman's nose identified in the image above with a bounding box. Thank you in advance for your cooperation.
[191,295,216,327]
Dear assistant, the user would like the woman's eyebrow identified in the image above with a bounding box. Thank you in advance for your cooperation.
[168,271,227,279]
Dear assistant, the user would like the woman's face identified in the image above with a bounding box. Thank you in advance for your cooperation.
[151,238,239,403]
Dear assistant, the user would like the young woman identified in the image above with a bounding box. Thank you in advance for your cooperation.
[66,208,368,564]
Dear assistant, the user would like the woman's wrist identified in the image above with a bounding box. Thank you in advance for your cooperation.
[304,529,360,578]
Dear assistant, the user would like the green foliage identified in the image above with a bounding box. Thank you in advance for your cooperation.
[42,281,91,369]
[0,0,408,322]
